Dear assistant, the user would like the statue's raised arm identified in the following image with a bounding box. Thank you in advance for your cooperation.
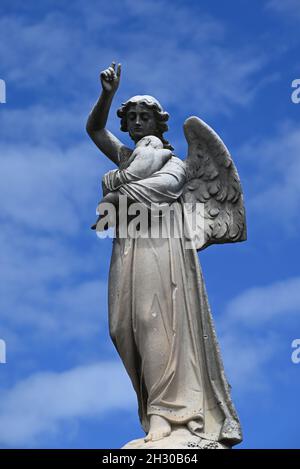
[86,62,127,166]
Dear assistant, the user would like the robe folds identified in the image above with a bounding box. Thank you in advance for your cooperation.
[105,154,242,446]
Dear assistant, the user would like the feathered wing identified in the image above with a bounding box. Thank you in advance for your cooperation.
[182,116,246,251]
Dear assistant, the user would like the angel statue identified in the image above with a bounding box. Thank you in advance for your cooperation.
[86,62,246,449]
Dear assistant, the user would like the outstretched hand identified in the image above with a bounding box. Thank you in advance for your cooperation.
[100,61,121,94]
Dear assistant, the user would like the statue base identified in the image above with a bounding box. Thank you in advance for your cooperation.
[122,426,229,449]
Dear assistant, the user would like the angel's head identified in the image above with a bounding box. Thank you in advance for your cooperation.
[117,95,173,150]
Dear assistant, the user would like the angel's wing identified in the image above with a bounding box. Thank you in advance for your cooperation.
[182,116,246,251]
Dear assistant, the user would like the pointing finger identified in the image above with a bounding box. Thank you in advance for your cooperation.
[116,63,121,78]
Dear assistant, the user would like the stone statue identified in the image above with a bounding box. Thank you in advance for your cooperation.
[86,62,246,449]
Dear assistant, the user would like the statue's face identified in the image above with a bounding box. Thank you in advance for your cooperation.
[126,103,157,142]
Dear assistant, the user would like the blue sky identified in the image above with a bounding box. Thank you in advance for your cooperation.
[0,0,299,449]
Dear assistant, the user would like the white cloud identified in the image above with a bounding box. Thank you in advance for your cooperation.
[0,218,111,350]
[267,0,300,19]
[239,122,300,231]
[218,276,300,391]
[0,0,270,117]
[0,130,114,352]
[0,140,105,235]
[113,0,267,116]
[220,332,277,391]
[0,105,87,146]
[0,361,135,447]
[0,10,113,91]
[225,276,300,326]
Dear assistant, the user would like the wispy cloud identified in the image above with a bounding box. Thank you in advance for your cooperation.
[0,140,103,234]
[219,276,300,391]
[225,276,300,326]
[0,0,269,117]
[239,121,300,232]
[0,130,113,358]
[267,0,300,20]
[0,9,112,92]
[220,332,277,391]
[0,361,135,447]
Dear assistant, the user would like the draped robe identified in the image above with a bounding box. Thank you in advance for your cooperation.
[100,148,242,447]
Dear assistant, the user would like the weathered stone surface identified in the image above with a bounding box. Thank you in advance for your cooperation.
[122,427,228,450]
[87,62,246,449]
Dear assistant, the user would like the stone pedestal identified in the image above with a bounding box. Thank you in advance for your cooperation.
[122,427,228,449]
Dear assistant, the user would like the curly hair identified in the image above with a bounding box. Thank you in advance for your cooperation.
[117,95,174,150]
